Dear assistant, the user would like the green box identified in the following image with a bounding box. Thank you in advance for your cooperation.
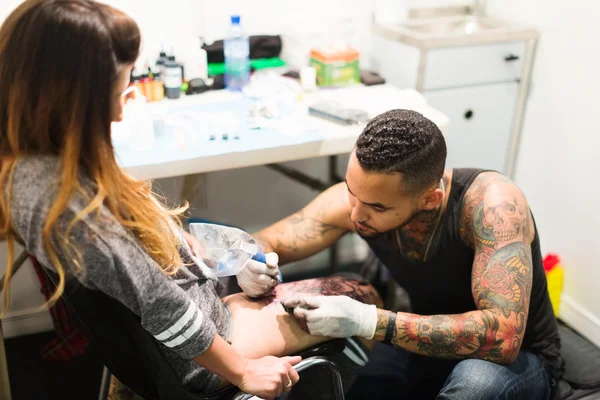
[310,57,360,87]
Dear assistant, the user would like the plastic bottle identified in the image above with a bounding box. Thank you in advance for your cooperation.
[151,70,165,102]
[163,56,182,99]
[140,71,152,101]
[156,47,169,75]
[224,15,250,91]
[188,223,261,277]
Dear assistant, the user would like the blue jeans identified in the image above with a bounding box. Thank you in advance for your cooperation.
[347,343,555,400]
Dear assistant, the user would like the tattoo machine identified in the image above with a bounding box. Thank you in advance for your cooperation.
[188,223,282,281]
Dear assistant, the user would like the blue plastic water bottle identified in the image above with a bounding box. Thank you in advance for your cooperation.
[224,15,250,91]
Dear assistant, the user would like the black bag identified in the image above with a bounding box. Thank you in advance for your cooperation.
[202,35,282,63]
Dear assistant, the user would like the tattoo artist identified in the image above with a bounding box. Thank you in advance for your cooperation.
[250,110,563,399]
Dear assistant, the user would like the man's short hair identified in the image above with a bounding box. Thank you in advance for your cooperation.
[355,109,447,194]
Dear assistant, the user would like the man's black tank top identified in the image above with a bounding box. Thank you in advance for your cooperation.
[365,168,563,378]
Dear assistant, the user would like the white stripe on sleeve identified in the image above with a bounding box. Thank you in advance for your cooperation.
[154,302,196,341]
[162,311,204,348]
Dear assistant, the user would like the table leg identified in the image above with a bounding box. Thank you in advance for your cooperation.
[180,173,207,209]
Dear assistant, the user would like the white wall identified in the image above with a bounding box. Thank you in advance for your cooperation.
[0,0,22,19]
[0,0,205,74]
[488,0,600,346]
[105,0,207,71]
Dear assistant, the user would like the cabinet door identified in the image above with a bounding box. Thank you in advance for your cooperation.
[423,82,519,173]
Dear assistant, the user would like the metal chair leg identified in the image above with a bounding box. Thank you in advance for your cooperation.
[0,320,12,400]
[98,366,112,400]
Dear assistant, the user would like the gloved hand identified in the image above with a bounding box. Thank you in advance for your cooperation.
[237,253,280,298]
[282,295,378,339]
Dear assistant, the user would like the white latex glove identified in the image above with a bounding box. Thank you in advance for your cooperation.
[236,253,280,298]
[282,295,378,339]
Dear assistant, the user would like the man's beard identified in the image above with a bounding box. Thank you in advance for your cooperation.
[355,207,425,239]
[354,222,383,239]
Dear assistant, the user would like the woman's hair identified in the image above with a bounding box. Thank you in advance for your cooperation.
[0,0,187,316]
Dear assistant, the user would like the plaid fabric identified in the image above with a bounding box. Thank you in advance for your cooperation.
[30,256,89,361]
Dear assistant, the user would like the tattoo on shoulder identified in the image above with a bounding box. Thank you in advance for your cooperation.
[461,173,530,248]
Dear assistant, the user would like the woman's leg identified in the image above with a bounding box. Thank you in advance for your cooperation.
[223,276,383,360]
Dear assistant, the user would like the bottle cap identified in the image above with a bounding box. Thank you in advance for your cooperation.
[231,15,240,25]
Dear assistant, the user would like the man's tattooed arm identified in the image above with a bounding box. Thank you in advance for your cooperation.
[373,173,533,364]
[252,183,351,265]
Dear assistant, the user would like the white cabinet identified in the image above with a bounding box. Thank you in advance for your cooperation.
[371,30,537,177]
[424,82,519,172]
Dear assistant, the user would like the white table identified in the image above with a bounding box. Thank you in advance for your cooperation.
[115,85,449,181]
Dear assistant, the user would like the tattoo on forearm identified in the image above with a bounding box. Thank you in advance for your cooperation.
[251,232,271,251]
[376,309,398,342]
[376,310,388,333]
[273,209,344,252]
[400,312,500,359]
[375,310,507,362]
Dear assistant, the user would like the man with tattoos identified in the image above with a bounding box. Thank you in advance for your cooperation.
[253,109,563,399]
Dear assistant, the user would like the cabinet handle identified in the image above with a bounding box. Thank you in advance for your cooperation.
[464,109,474,120]
[504,54,520,62]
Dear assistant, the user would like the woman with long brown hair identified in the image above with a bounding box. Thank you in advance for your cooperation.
[0,0,381,397]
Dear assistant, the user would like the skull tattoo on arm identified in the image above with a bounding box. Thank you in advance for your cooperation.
[481,182,528,248]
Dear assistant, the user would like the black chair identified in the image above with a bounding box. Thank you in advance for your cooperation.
[42,267,346,400]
